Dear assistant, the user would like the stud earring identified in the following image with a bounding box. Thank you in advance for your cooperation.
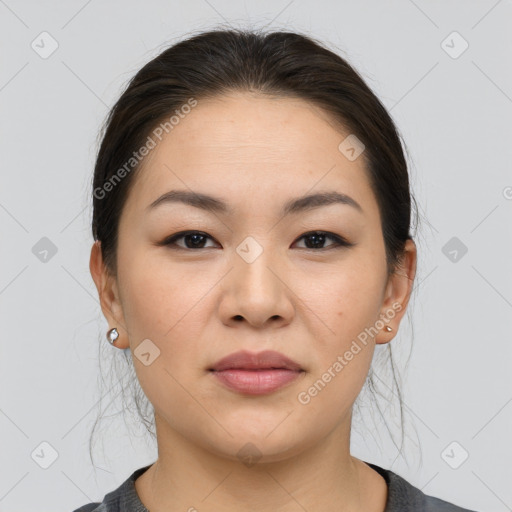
[384,326,393,332]
[106,327,119,344]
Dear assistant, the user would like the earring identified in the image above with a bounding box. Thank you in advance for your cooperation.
[384,326,393,332]
[107,327,119,344]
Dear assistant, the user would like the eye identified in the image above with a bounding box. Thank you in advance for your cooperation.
[160,231,218,250]
[292,231,354,250]
[158,230,354,251]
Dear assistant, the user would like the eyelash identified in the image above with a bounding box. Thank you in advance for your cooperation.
[159,230,354,251]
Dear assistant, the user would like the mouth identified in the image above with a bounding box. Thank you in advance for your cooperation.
[208,350,304,395]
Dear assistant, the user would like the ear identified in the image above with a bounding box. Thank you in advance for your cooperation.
[89,241,130,349]
[374,238,417,345]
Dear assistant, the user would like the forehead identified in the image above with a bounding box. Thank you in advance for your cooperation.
[123,92,377,219]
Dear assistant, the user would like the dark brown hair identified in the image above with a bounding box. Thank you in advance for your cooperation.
[89,27,421,467]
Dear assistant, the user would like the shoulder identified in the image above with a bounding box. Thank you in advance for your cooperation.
[70,464,153,512]
[364,461,479,512]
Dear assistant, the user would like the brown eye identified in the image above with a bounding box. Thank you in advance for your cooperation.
[293,231,353,250]
[160,231,218,250]
[158,230,353,251]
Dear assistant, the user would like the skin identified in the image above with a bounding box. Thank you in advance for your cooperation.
[90,91,417,512]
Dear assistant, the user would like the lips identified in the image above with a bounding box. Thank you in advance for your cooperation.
[209,350,302,372]
[209,350,304,395]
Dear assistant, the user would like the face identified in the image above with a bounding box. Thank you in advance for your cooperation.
[91,92,415,463]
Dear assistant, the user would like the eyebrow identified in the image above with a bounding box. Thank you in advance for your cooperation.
[146,189,363,216]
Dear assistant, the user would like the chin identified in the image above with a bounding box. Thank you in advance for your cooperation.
[195,423,316,465]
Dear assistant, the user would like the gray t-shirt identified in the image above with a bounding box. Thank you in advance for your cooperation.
[72,461,478,512]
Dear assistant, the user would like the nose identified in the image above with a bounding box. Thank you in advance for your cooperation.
[218,248,295,329]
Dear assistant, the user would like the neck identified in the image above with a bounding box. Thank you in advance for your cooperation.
[134,412,387,512]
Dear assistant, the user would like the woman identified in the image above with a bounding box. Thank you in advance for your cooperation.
[75,28,477,512]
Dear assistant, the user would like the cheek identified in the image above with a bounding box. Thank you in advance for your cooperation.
[118,250,209,341]
[305,262,385,384]
[317,263,385,332]
[117,255,210,407]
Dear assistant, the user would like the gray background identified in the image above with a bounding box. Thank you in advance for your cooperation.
[1,1,511,511]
